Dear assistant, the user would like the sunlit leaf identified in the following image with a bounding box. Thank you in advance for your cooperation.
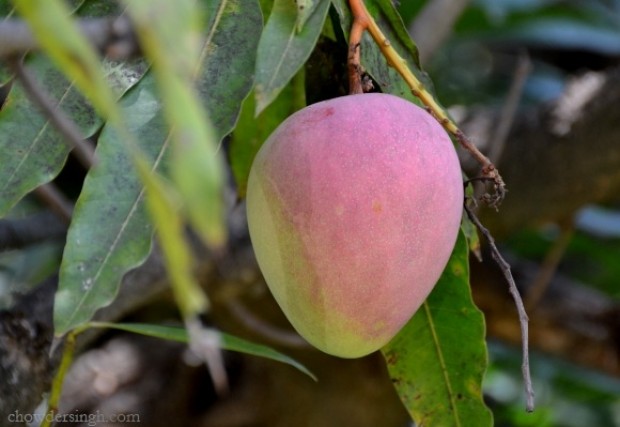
[123,0,226,247]
[382,232,493,427]
[134,156,208,317]
[85,321,317,381]
[254,0,329,114]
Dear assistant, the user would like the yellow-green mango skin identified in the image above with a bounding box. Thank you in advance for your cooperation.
[246,93,463,358]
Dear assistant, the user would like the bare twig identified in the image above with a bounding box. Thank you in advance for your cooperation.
[0,211,67,250]
[488,52,532,164]
[186,319,229,395]
[33,183,74,224]
[227,300,310,348]
[8,57,97,169]
[464,201,535,412]
[409,0,470,64]
[525,223,574,311]
[0,16,137,60]
[347,1,368,94]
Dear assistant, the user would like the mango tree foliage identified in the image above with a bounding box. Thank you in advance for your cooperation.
[0,1,493,425]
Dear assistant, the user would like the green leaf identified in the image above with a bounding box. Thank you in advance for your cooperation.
[123,0,226,247]
[330,0,435,105]
[295,0,320,32]
[230,69,306,197]
[54,73,163,335]
[134,155,208,317]
[0,56,99,217]
[254,0,329,114]
[382,232,493,427]
[85,321,317,381]
[13,0,120,122]
[198,0,263,141]
[55,3,262,333]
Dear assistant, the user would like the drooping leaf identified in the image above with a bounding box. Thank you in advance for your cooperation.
[123,0,225,247]
[55,2,262,333]
[85,321,317,380]
[133,154,208,317]
[254,0,329,114]
[230,69,306,197]
[382,232,493,427]
[0,56,99,217]
[54,73,161,335]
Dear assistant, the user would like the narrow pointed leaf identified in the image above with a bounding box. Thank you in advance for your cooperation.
[0,56,98,217]
[55,3,262,333]
[123,0,226,247]
[254,0,329,114]
[85,321,316,380]
[134,157,208,317]
[198,0,263,141]
[382,232,493,427]
[54,74,163,335]
[13,0,120,122]
[230,70,306,197]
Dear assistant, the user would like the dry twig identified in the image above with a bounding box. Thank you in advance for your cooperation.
[464,200,535,412]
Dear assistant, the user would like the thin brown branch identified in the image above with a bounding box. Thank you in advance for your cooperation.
[8,57,97,169]
[347,1,368,94]
[347,0,506,206]
[409,0,470,64]
[488,52,532,164]
[0,16,137,60]
[525,223,574,311]
[0,211,67,250]
[33,183,73,224]
[227,300,310,349]
[464,201,535,412]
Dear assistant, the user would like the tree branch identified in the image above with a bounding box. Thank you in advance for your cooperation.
[465,67,620,236]
[409,0,470,64]
[0,211,68,251]
[7,57,97,170]
[0,16,137,60]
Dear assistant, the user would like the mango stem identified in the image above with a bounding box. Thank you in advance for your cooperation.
[346,0,505,207]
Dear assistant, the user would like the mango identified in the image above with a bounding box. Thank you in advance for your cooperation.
[246,93,463,358]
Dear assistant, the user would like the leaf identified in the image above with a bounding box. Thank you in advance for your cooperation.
[134,154,208,317]
[54,73,163,335]
[330,0,436,105]
[85,321,317,381]
[254,0,329,114]
[123,0,226,247]
[295,0,320,32]
[0,55,99,217]
[230,69,306,197]
[198,0,263,141]
[55,2,262,333]
[382,232,493,427]
[13,0,120,122]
